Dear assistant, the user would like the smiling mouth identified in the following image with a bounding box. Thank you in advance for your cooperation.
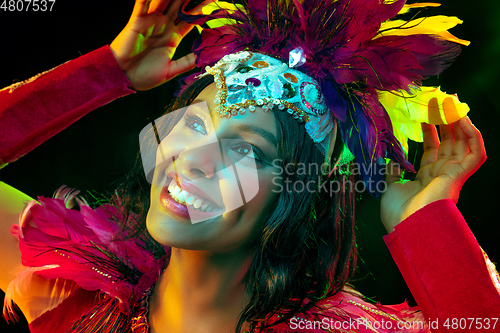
[166,177,221,213]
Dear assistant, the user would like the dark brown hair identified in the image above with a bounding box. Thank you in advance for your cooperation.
[113,75,357,332]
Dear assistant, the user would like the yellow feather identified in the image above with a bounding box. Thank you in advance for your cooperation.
[380,87,470,152]
[378,15,470,46]
[202,2,242,29]
[398,2,441,15]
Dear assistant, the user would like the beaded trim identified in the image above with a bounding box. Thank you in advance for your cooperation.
[346,300,403,323]
[54,249,116,281]
[0,61,68,93]
[131,286,154,332]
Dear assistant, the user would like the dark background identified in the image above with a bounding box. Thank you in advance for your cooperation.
[0,1,499,331]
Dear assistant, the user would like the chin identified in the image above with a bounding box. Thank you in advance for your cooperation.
[145,203,260,253]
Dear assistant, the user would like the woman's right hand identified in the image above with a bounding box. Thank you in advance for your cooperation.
[110,0,200,91]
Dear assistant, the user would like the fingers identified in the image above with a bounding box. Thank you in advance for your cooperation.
[451,116,470,160]
[132,0,153,18]
[163,0,184,21]
[458,116,487,174]
[133,0,183,19]
[167,53,197,80]
[148,0,174,15]
[437,123,455,158]
[175,19,196,37]
[420,123,439,167]
[385,160,402,187]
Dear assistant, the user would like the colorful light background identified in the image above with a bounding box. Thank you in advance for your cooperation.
[0,1,498,331]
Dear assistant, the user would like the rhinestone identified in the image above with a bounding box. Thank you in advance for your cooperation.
[252,61,269,68]
[289,47,307,68]
[282,82,296,98]
[245,78,261,87]
[235,66,254,73]
[284,73,299,83]
[249,105,256,111]
[228,84,247,91]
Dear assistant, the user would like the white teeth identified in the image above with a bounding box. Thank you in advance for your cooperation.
[194,199,202,209]
[167,180,219,213]
[177,190,188,203]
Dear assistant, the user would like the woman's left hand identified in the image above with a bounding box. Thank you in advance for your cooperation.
[380,117,486,233]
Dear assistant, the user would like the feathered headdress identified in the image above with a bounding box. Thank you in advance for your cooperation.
[178,0,470,193]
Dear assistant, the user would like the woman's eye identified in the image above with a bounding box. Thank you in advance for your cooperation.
[230,143,266,166]
[185,115,207,135]
[233,144,253,156]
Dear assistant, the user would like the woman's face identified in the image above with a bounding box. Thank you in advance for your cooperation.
[147,83,282,252]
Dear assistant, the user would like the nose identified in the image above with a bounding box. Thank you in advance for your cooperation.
[176,141,223,180]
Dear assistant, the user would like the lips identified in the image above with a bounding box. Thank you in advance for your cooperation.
[168,172,223,208]
[159,173,223,223]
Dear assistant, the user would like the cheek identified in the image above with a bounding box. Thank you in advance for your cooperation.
[239,169,281,218]
[257,172,281,207]
[151,129,196,182]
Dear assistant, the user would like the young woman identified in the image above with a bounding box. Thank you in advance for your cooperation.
[1,0,499,332]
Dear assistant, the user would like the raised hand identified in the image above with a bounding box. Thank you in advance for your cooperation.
[110,0,202,90]
[381,117,487,233]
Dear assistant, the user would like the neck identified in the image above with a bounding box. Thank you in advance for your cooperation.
[149,247,253,333]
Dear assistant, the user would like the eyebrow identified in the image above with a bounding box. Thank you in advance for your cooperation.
[191,99,278,147]
[236,124,278,148]
[192,99,209,109]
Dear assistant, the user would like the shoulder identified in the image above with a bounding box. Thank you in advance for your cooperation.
[4,187,168,323]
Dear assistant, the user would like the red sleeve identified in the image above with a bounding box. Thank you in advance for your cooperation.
[384,199,500,332]
[0,45,135,164]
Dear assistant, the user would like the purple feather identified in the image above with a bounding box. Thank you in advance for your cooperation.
[321,80,348,122]
[177,0,464,193]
